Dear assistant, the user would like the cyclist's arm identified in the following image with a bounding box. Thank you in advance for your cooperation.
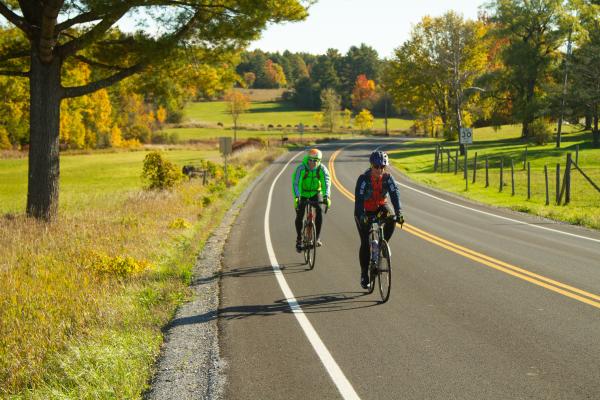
[320,164,331,198]
[385,174,402,215]
[354,175,366,217]
[292,164,304,198]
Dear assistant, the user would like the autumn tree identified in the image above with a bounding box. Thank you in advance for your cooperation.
[485,0,570,137]
[386,12,488,139]
[224,89,250,142]
[264,59,287,88]
[355,109,374,133]
[243,71,256,88]
[320,88,341,132]
[568,0,600,147]
[351,74,377,111]
[0,1,308,220]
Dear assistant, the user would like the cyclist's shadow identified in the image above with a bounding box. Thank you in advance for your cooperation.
[218,290,379,321]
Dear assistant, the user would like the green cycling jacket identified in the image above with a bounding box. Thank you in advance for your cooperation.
[292,155,331,198]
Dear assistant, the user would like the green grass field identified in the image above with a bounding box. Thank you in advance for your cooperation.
[182,101,413,131]
[0,149,219,214]
[389,128,600,229]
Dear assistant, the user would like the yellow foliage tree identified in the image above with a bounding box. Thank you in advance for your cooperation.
[355,109,374,133]
[156,106,167,126]
[0,126,11,150]
[110,125,123,147]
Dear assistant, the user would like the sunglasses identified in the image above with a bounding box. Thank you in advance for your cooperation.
[373,165,385,170]
[308,158,319,162]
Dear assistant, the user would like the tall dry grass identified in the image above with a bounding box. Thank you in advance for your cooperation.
[0,147,282,397]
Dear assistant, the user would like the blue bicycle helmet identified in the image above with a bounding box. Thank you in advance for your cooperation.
[369,151,389,167]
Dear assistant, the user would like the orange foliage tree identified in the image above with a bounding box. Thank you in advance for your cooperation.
[351,74,377,111]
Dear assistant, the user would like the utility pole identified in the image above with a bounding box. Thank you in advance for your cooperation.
[556,27,573,148]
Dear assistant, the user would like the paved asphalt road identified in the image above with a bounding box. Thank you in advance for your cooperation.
[219,138,600,400]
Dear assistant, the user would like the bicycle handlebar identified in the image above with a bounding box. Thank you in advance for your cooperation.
[304,200,328,214]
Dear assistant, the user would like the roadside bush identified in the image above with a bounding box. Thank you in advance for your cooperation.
[86,251,151,278]
[531,118,552,145]
[126,125,152,144]
[168,218,192,229]
[142,151,183,190]
[152,131,179,144]
[166,110,184,123]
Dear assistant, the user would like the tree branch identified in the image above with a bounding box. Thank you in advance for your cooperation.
[0,2,33,37]
[0,69,29,77]
[0,48,29,62]
[73,54,127,71]
[57,6,130,58]
[62,63,144,98]
[55,10,100,32]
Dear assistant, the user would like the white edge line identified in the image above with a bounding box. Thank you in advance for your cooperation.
[397,181,600,244]
[264,151,361,400]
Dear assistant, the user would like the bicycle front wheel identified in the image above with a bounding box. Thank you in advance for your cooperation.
[378,239,392,303]
[307,221,317,270]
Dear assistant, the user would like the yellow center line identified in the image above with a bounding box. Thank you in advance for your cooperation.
[328,147,600,309]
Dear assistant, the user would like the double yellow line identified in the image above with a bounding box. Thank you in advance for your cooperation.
[328,148,600,309]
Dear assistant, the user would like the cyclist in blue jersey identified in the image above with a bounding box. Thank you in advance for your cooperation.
[354,151,404,288]
[292,148,331,252]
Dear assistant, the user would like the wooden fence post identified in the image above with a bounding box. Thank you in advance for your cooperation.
[523,146,528,170]
[485,157,489,188]
[500,159,504,192]
[565,153,572,204]
[434,145,439,172]
[544,165,549,206]
[463,146,468,180]
[527,162,531,200]
[472,152,478,184]
[575,145,579,166]
[511,159,515,196]
[556,163,560,204]
[454,149,458,175]
[447,150,450,172]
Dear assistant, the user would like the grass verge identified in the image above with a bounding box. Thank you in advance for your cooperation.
[389,129,600,230]
[0,147,283,398]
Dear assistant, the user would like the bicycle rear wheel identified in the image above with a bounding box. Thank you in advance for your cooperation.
[378,240,391,303]
[307,221,317,270]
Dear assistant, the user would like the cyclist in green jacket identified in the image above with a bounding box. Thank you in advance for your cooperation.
[292,148,331,252]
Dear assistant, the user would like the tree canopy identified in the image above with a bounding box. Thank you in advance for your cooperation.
[0,0,310,220]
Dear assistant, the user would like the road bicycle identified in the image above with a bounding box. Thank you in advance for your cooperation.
[365,213,392,303]
[301,199,327,270]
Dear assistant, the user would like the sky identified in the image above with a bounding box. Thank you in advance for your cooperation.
[249,0,486,58]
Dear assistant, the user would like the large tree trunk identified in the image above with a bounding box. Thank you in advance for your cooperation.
[584,113,592,131]
[26,51,63,221]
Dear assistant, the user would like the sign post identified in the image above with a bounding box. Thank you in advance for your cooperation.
[219,136,232,186]
[298,122,304,144]
[459,127,473,146]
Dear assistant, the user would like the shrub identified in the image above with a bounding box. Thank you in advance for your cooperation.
[168,218,192,229]
[86,251,151,278]
[531,118,552,145]
[152,131,179,144]
[167,110,184,123]
[126,125,152,143]
[142,151,183,190]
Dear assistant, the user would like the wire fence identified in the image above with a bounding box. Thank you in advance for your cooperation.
[433,144,600,207]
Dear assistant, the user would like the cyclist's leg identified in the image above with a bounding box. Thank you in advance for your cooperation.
[354,216,370,283]
[311,194,323,239]
[295,198,307,252]
[380,204,396,241]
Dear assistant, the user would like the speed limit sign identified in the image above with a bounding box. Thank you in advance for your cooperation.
[460,127,473,144]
